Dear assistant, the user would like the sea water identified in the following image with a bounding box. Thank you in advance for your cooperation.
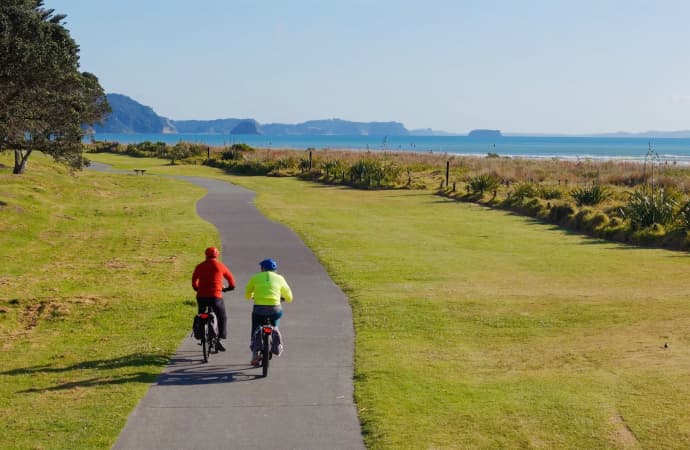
[91,133,690,163]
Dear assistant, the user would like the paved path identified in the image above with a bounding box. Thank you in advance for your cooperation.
[101,170,364,449]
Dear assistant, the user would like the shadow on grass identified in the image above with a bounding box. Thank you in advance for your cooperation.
[1,352,170,376]
[4,353,169,393]
[8,351,264,393]
[19,372,160,393]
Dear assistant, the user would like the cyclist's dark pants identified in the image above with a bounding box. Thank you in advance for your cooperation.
[251,305,283,338]
[197,297,227,339]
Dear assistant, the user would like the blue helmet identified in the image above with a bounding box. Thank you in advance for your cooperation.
[259,258,277,271]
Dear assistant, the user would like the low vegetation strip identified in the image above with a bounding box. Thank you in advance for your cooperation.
[88,141,690,252]
[0,154,216,449]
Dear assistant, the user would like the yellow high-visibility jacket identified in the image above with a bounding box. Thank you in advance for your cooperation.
[244,271,293,306]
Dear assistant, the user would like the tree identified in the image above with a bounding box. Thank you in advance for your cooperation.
[0,0,110,174]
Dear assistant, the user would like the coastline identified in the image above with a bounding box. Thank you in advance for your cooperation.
[90,132,690,165]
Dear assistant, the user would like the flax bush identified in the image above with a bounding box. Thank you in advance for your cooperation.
[509,182,539,200]
[570,184,610,206]
[623,187,678,230]
[467,174,500,194]
[348,158,401,188]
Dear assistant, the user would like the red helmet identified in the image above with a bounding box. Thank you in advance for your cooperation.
[205,247,219,259]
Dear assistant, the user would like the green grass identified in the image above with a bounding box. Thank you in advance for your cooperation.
[5,152,690,449]
[0,153,217,448]
[215,176,690,449]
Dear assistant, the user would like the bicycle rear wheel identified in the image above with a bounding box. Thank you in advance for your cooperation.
[202,323,210,363]
[262,333,270,377]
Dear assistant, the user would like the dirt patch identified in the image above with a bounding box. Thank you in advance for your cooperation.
[20,295,106,330]
[105,258,128,269]
[144,255,179,265]
[610,413,639,448]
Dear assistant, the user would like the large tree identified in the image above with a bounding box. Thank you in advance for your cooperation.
[0,0,109,174]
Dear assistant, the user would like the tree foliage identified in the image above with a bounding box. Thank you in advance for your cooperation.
[0,0,109,173]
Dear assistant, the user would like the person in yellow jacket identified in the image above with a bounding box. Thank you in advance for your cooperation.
[245,258,293,365]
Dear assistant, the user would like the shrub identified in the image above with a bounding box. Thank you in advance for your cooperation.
[509,182,539,200]
[623,187,678,230]
[467,174,500,194]
[323,159,346,179]
[221,149,242,160]
[221,143,254,161]
[538,185,563,200]
[298,158,311,172]
[86,141,119,153]
[230,143,254,152]
[274,157,297,170]
[548,204,574,223]
[570,184,610,206]
[349,159,400,188]
[588,212,610,231]
[632,223,667,245]
[678,199,690,229]
[168,142,192,164]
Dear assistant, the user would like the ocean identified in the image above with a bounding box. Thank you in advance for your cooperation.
[91,133,690,163]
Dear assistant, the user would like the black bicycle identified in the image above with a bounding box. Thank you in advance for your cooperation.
[195,306,218,363]
[253,317,275,377]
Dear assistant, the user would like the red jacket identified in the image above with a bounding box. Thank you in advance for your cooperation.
[192,258,236,298]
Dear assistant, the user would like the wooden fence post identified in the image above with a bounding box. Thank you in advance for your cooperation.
[445,160,450,188]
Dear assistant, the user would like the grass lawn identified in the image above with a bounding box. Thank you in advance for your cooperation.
[3,152,690,448]
[0,153,217,448]
[218,171,690,449]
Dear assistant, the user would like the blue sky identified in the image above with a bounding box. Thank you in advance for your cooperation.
[51,0,690,134]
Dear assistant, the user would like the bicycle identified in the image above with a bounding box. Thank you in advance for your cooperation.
[252,317,275,377]
[195,305,219,363]
[192,286,233,363]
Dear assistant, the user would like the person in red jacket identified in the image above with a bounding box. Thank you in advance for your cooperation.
[192,247,236,351]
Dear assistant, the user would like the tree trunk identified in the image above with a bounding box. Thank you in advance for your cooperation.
[13,149,32,174]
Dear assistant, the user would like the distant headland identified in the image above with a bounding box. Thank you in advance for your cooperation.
[92,94,444,137]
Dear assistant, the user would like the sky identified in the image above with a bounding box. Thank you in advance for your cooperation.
[49,0,690,134]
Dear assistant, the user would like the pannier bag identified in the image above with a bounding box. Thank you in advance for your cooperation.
[192,312,218,339]
[250,326,284,356]
[192,315,204,340]
[271,328,284,356]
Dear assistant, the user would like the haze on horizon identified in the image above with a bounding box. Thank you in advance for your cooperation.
[52,0,690,135]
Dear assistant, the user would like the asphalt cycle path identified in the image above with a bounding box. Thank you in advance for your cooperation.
[92,166,364,449]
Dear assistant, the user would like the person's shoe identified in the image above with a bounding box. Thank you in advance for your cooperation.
[216,341,226,352]
[250,352,261,366]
